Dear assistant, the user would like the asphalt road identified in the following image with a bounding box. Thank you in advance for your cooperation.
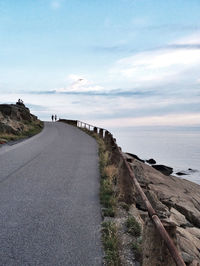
[0,122,102,266]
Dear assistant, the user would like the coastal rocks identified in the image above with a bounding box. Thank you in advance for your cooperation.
[125,152,174,176]
[145,190,170,219]
[176,171,187,176]
[145,158,156,165]
[176,169,199,176]
[177,227,200,263]
[152,164,173,176]
[168,207,190,227]
[125,153,145,163]
[142,219,176,266]
[126,157,200,264]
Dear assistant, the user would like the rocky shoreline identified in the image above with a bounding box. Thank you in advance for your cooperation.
[125,152,200,265]
[126,152,199,179]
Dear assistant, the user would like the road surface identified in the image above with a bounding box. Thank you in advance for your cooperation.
[0,122,102,265]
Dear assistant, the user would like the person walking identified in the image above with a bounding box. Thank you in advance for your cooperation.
[51,115,54,122]
[55,114,57,121]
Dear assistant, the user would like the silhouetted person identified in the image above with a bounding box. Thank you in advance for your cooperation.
[16,99,25,107]
[55,115,57,121]
[51,115,54,122]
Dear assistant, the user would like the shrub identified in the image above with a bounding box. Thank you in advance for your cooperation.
[126,216,141,237]
[120,202,130,211]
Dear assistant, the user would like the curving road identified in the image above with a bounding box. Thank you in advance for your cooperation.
[0,122,102,265]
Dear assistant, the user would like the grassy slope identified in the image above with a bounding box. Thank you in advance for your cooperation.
[0,120,44,144]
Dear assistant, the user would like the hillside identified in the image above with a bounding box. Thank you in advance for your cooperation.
[0,102,43,144]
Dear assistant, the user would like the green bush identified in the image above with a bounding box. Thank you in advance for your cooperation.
[126,216,141,237]
[120,202,130,211]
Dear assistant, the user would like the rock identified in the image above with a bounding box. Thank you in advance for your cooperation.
[125,153,145,163]
[146,158,156,164]
[0,104,35,123]
[142,219,176,266]
[168,207,189,227]
[128,158,200,263]
[187,227,200,239]
[177,227,200,261]
[145,190,170,218]
[176,169,199,176]
[181,252,194,264]
[0,122,17,134]
[0,103,41,137]
[176,171,188,176]
[190,259,200,266]
[188,168,198,173]
[126,158,133,163]
[152,164,173,176]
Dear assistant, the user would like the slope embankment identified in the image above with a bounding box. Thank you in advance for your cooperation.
[125,153,200,265]
[0,103,43,144]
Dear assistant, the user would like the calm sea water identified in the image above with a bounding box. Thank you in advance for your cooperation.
[110,126,200,185]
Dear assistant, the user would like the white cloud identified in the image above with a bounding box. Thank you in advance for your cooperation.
[174,32,200,45]
[54,74,104,93]
[92,113,200,128]
[109,33,200,88]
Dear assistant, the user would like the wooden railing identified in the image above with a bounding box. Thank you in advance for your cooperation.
[60,119,186,266]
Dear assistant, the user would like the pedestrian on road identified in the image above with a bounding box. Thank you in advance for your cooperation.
[51,115,54,122]
[55,114,57,121]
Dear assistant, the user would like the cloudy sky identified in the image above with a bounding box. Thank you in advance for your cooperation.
[0,0,200,128]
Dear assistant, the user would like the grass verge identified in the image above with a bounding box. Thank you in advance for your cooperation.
[81,128,117,218]
[79,128,120,265]
[102,221,120,266]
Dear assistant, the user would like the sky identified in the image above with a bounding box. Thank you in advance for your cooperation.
[1,0,200,129]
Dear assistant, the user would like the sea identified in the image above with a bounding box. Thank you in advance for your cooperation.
[110,126,200,185]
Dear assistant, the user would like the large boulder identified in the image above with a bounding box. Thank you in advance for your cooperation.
[176,171,188,176]
[146,158,156,165]
[152,164,173,176]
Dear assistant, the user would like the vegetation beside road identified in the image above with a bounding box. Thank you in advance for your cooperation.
[0,120,44,144]
[80,128,120,265]
[102,221,120,266]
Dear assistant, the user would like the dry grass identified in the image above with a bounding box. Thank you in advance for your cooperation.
[104,165,118,183]
[0,120,44,143]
